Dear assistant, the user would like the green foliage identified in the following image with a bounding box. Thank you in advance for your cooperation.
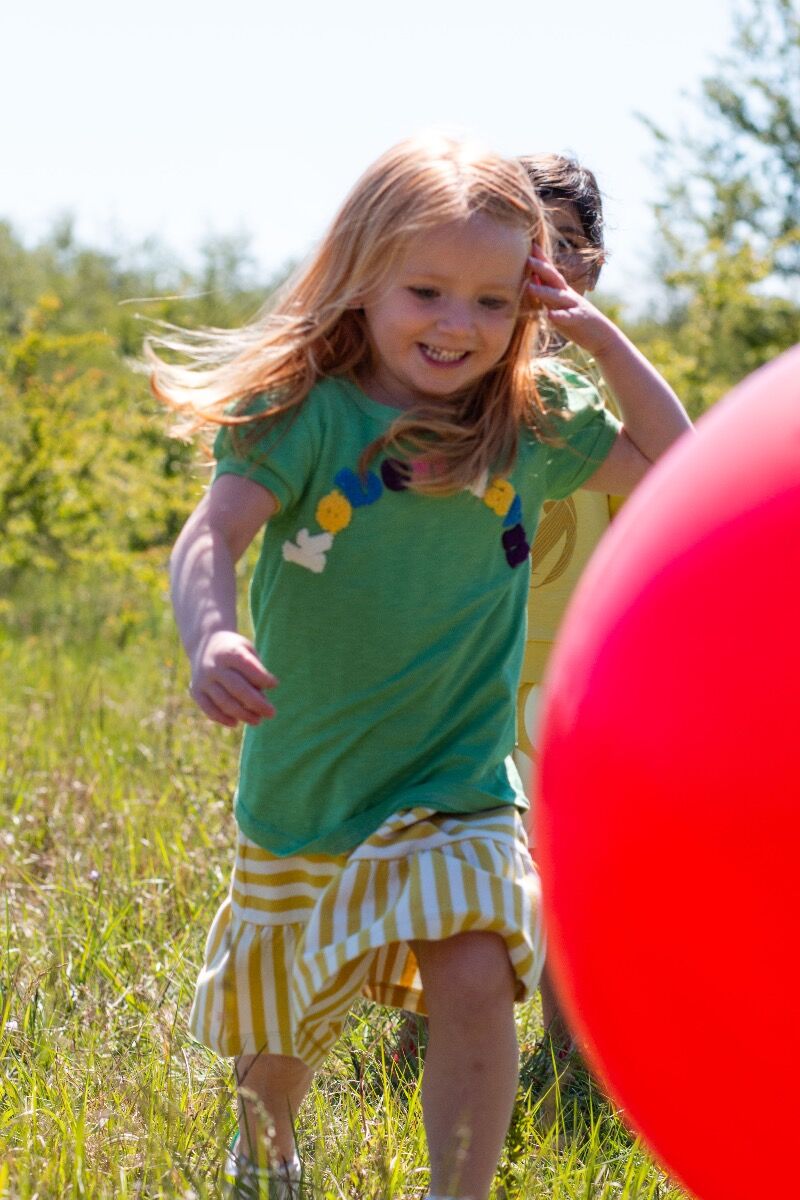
[630,241,800,419]
[0,222,280,592]
[634,0,800,416]
[0,293,200,582]
[643,0,800,270]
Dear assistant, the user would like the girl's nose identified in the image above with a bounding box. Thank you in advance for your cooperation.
[436,300,475,337]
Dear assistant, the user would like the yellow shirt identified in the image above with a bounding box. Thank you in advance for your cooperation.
[517,352,621,773]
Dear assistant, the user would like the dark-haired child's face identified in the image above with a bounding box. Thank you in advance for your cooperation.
[546,201,603,295]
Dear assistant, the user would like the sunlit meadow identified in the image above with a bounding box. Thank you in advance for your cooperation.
[0,573,687,1199]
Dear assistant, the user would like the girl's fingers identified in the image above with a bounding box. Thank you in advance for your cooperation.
[202,679,273,726]
[527,282,578,309]
[218,668,276,720]
[194,690,239,728]
[206,681,245,721]
[528,254,568,289]
[190,638,279,725]
[240,655,278,689]
[217,641,277,689]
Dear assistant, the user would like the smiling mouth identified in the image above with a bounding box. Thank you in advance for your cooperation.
[419,344,470,364]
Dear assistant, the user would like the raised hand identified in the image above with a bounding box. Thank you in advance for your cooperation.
[190,629,278,727]
[527,244,616,357]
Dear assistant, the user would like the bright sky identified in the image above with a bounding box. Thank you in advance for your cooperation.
[3,0,738,307]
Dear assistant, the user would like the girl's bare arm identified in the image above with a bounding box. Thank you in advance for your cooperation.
[527,248,692,495]
[170,473,279,727]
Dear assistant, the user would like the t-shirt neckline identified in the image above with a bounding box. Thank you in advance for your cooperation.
[335,375,413,421]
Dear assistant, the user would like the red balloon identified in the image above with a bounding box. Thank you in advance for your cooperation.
[536,346,800,1200]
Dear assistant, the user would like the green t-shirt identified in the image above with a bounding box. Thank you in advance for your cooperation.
[214,372,619,855]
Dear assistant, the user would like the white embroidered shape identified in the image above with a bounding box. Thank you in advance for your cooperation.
[467,468,489,499]
[282,528,334,573]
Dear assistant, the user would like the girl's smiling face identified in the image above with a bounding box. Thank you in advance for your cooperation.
[360,212,530,410]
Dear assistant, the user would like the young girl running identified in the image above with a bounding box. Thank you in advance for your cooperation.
[151,134,690,1200]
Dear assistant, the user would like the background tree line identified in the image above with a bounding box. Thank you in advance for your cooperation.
[0,224,274,582]
[1,0,798,612]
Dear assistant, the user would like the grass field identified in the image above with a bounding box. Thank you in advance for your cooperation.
[0,574,687,1198]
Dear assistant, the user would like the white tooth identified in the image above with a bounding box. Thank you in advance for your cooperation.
[425,345,465,362]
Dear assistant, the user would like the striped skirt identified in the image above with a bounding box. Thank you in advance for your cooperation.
[190,805,544,1068]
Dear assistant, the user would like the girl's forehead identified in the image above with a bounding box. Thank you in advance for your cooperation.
[399,214,530,277]
[545,200,587,238]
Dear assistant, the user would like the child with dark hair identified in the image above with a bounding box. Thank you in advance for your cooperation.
[516,154,683,1094]
[520,154,606,293]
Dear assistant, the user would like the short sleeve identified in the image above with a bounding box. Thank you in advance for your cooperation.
[213,392,322,514]
[536,361,621,500]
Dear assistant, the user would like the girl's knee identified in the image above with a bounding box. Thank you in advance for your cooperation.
[417,931,516,1014]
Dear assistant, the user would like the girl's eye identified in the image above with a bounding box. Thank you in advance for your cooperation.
[556,236,593,261]
[479,296,510,311]
[409,287,439,300]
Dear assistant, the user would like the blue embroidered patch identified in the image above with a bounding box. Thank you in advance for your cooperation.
[334,467,383,507]
[502,495,523,528]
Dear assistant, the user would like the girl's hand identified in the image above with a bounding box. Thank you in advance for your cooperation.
[190,629,278,728]
[527,244,616,357]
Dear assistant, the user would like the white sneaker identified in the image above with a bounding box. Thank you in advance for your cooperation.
[223,1133,303,1199]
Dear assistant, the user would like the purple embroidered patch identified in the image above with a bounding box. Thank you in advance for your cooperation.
[381,458,412,492]
[502,523,530,568]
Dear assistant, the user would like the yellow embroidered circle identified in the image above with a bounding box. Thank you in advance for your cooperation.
[483,477,515,518]
[316,490,352,533]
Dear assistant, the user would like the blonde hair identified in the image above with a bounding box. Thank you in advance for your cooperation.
[147,133,553,494]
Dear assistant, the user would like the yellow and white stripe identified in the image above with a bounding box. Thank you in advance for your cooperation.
[190,806,544,1068]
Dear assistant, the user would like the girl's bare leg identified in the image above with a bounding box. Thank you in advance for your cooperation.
[413,932,519,1200]
[235,1052,314,1168]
